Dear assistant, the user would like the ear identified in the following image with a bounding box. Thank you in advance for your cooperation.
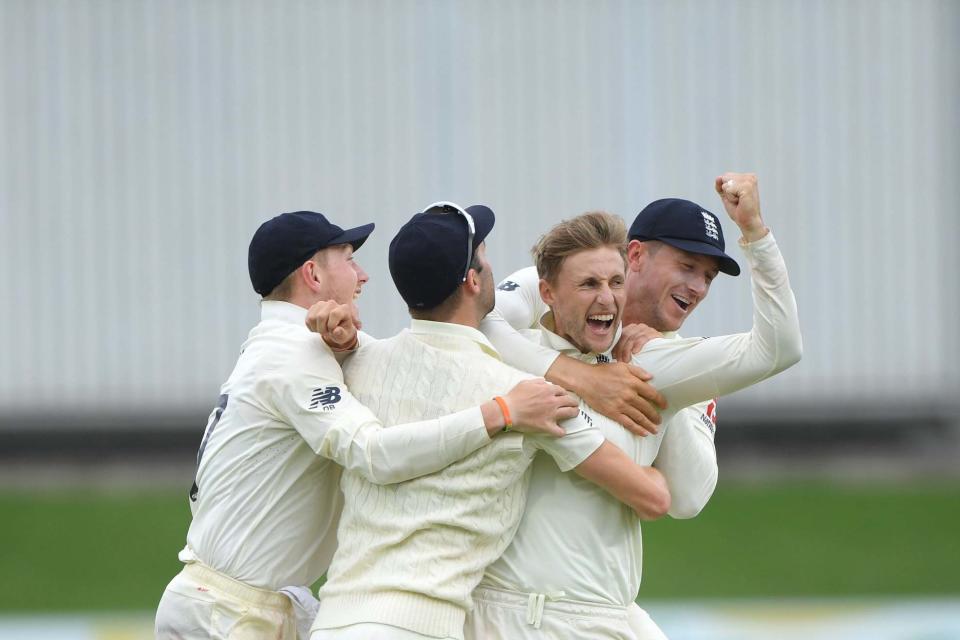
[538,278,555,307]
[464,267,482,296]
[626,239,645,272]
[299,260,323,293]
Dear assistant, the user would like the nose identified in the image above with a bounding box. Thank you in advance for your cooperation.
[354,262,369,284]
[687,275,708,298]
[596,284,614,305]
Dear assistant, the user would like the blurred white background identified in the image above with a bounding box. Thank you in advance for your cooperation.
[2,0,957,425]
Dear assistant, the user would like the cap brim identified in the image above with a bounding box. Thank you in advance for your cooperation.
[465,205,495,247]
[658,237,741,276]
[330,222,375,251]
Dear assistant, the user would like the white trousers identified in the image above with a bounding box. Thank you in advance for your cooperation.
[310,622,450,640]
[464,585,668,640]
[155,563,311,639]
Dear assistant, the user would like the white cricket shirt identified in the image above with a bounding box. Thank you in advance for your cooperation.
[180,301,491,591]
[313,320,605,639]
[481,232,801,605]
[482,264,721,518]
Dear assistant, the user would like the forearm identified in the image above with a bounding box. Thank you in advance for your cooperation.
[740,231,803,375]
[480,309,559,377]
[320,407,491,484]
[636,232,802,410]
[543,355,588,395]
[574,441,671,520]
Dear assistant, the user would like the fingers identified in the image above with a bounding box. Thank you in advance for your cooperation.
[305,300,338,333]
[716,173,759,200]
[716,174,740,204]
[626,364,653,382]
[636,381,667,412]
[325,305,351,333]
[306,299,359,350]
[625,390,662,425]
[542,421,566,437]
[554,390,579,410]
[612,344,629,364]
[554,405,579,421]
[618,410,657,437]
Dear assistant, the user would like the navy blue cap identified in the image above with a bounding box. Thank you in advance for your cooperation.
[629,198,740,276]
[389,203,495,309]
[248,211,374,295]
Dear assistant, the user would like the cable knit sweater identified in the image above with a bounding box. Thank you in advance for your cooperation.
[312,320,603,639]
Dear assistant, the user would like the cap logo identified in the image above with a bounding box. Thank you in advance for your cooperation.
[701,212,720,241]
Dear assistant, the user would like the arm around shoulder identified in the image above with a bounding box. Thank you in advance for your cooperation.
[575,441,671,520]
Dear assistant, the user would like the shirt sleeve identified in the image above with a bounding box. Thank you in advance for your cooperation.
[654,400,718,519]
[481,266,559,377]
[522,406,605,472]
[631,231,802,411]
[270,340,491,485]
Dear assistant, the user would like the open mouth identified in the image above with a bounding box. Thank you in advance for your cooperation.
[671,295,691,312]
[586,313,615,332]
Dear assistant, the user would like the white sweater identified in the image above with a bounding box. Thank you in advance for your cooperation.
[313,320,604,639]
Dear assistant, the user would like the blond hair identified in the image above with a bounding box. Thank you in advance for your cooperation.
[532,211,628,283]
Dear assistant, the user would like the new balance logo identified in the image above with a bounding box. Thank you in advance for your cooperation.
[701,212,720,241]
[596,354,610,364]
[310,386,342,410]
[497,280,520,292]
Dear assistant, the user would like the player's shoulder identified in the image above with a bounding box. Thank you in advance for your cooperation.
[342,331,413,371]
[496,265,539,293]
[485,355,537,386]
[256,321,340,375]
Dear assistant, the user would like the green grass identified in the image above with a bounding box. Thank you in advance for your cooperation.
[1,482,958,611]
[641,481,960,598]
[0,491,191,611]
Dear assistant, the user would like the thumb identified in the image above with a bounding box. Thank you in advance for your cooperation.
[331,326,349,343]
[545,421,565,437]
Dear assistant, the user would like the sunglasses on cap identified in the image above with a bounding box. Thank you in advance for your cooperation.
[421,201,476,282]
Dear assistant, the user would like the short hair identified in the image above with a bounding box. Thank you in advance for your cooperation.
[262,250,327,301]
[532,212,628,283]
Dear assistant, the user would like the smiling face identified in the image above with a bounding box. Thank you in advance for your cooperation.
[313,244,369,323]
[624,240,720,332]
[540,246,626,354]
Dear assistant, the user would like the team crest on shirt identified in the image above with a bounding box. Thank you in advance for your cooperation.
[310,386,342,410]
[497,280,520,291]
[699,398,718,434]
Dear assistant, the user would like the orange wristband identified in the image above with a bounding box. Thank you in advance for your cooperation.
[493,396,513,432]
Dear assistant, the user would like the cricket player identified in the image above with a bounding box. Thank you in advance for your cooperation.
[154,211,583,639]
[466,173,802,638]
[309,203,676,640]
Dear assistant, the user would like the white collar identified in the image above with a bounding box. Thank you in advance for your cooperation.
[409,318,501,360]
[260,300,308,325]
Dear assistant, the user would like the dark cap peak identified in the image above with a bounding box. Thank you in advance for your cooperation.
[629,198,740,276]
[248,210,374,296]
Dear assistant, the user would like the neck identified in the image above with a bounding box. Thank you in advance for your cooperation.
[543,311,592,355]
[413,303,481,329]
[441,306,481,329]
[621,307,645,327]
